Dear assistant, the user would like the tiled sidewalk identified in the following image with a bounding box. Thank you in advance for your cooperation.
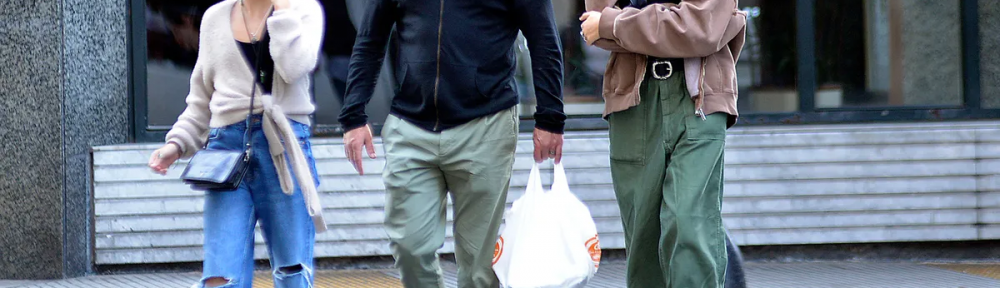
[4,261,1000,288]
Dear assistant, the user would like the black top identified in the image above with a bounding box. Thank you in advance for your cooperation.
[622,0,682,9]
[238,32,275,94]
[321,0,357,56]
[339,0,566,133]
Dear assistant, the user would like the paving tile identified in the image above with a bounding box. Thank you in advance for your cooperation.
[929,263,1000,280]
[745,262,1000,288]
[4,261,1000,287]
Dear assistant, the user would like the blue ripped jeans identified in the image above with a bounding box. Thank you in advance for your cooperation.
[196,115,319,288]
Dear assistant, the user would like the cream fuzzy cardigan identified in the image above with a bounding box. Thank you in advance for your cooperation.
[165,0,327,232]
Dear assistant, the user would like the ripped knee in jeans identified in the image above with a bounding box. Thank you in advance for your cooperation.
[278,264,304,275]
[275,263,312,277]
[273,263,313,287]
[196,276,236,288]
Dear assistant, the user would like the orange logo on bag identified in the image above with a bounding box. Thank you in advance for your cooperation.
[586,234,601,267]
[492,236,504,265]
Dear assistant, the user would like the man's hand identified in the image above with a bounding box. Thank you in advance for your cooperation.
[579,12,602,45]
[344,125,376,175]
[533,128,564,164]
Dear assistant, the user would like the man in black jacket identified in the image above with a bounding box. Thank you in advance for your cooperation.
[338,0,565,287]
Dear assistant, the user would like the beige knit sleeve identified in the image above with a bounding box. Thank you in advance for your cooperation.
[267,0,325,83]
[165,55,214,159]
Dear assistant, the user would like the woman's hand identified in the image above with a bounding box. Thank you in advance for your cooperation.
[149,143,182,175]
[271,0,290,10]
[580,12,602,45]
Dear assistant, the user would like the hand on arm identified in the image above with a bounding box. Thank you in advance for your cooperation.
[580,9,629,52]
[579,12,602,45]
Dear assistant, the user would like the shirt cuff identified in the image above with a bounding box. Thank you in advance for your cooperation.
[534,118,565,134]
[339,117,369,133]
[599,7,624,41]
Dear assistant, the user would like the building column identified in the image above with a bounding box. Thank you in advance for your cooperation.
[0,0,129,279]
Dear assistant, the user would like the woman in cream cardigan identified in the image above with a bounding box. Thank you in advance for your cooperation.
[147,0,325,287]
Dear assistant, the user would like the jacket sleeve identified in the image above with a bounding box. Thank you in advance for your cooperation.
[585,0,630,53]
[598,0,746,58]
[515,0,566,134]
[267,0,326,83]
[594,39,630,53]
[338,0,397,131]
[165,37,214,159]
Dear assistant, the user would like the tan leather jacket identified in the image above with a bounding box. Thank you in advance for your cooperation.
[586,0,747,127]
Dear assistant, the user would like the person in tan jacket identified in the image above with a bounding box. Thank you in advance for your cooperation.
[580,0,747,287]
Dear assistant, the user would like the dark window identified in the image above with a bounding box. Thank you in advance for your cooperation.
[737,0,799,113]
[142,0,212,129]
[551,0,607,117]
[132,0,382,140]
[814,0,963,109]
[129,0,997,141]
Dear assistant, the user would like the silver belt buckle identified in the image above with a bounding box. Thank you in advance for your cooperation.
[652,60,673,80]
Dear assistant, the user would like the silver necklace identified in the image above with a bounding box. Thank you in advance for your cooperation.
[240,0,273,43]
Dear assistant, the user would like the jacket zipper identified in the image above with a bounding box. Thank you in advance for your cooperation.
[634,55,648,106]
[432,0,445,131]
[696,57,708,120]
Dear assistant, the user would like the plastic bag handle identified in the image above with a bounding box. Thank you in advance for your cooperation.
[526,163,544,195]
[552,162,570,194]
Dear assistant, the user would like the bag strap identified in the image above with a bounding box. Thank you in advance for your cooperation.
[526,163,544,196]
[242,28,267,159]
[552,162,570,193]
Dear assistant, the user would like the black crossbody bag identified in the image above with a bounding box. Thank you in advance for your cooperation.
[179,39,265,191]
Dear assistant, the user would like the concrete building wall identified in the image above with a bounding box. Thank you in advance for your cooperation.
[900,0,963,106]
[0,0,67,279]
[91,122,1000,264]
[0,0,129,279]
[981,0,1000,108]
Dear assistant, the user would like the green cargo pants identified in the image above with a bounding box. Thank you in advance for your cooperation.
[607,66,729,288]
[381,107,518,288]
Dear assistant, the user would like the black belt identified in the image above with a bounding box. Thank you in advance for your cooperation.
[648,57,683,80]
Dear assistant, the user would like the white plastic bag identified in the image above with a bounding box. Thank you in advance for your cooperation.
[493,162,601,288]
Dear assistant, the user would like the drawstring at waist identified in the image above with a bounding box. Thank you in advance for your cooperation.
[257,95,327,232]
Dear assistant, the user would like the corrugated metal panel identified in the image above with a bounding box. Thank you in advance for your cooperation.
[92,122,1000,264]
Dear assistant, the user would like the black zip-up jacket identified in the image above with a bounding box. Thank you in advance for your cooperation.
[338,0,566,133]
